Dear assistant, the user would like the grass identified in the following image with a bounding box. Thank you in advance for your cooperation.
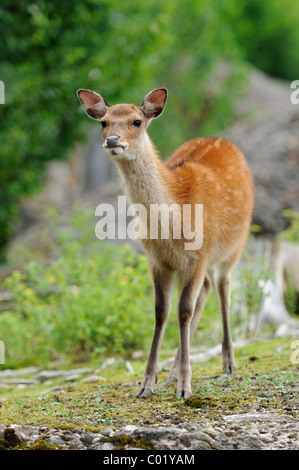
[0,337,298,431]
[0,205,298,433]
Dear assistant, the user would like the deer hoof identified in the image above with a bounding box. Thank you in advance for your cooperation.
[165,375,178,385]
[176,388,192,399]
[136,387,153,399]
[223,363,237,374]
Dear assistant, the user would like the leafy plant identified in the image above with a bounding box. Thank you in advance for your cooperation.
[1,240,152,367]
[1,203,278,369]
[231,254,274,337]
[0,0,175,259]
[278,210,299,244]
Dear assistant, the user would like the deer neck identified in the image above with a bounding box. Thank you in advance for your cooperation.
[114,134,172,207]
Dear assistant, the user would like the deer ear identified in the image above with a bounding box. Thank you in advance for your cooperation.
[140,88,168,120]
[77,89,110,120]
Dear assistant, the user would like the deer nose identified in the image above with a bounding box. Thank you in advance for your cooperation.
[106,135,120,147]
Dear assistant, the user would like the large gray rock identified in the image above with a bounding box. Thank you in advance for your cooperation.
[224,69,299,234]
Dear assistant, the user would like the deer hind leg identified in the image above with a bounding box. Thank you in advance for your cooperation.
[215,267,236,374]
[137,266,174,398]
[166,275,211,386]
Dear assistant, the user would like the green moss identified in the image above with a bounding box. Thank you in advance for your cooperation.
[0,436,60,451]
[107,434,154,450]
[0,338,297,433]
[134,438,155,450]
[26,439,60,450]
[0,438,10,450]
[184,396,217,409]
[4,428,23,447]
[111,434,133,449]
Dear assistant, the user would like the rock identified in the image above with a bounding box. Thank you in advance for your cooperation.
[162,339,251,368]
[0,367,38,379]
[224,69,299,235]
[125,360,134,374]
[32,368,92,382]
[4,427,26,446]
[191,440,213,450]
[90,438,104,450]
[131,425,184,441]
[0,423,5,439]
[95,357,116,372]
[0,418,298,450]
[99,428,114,436]
[46,435,66,447]
[83,375,106,383]
[101,442,115,450]
[0,378,39,386]
[205,427,221,438]
[120,425,138,434]
[81,432,105,446]
[223,412,288,422]
[11,424,39,437]
[260,434,273,443]
[190,431,214,442]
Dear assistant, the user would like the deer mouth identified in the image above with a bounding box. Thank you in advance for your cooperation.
[104,142,128,156]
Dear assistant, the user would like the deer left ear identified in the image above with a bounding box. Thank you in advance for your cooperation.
[77,89,110,120]
[140,88,168,121]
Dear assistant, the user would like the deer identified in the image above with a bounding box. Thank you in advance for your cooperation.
[77,87,254,399]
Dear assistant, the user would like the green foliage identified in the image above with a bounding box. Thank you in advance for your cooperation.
[0,204,270,369]
[0,205,175,367]
[284,287,298,318]
[232,253,274,337]
[0,0,174,258]
[220,0,299,80]
[1,240,153,367]
[277,210,299,317]
[278,210,299,244]
[2,0,299,258]
[148,0,247,153]
[2,0,299,259]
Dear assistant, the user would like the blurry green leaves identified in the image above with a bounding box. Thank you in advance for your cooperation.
[0,204,273,368]
[1,0,299,258]
[146,1,248,154]
[1,238,154,366]
[219,0,299,80]
[0,0,177,258]
[278,210,299,244]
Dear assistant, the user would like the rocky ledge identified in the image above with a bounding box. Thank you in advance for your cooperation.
[1,411,298,451]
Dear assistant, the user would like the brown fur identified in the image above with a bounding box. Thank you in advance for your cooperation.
[77,88,254,399]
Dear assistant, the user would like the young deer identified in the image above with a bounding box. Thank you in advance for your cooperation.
[77,88,254,399]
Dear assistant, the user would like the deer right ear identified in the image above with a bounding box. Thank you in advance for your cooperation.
[77,89,110,120]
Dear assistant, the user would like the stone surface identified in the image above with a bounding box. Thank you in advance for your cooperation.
[224,69,299,234]
[1,412,298,450]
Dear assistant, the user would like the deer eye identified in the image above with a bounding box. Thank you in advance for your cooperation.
[133,120,142,127]
[101,121,107,128]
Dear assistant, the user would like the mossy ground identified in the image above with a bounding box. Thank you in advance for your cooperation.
[0,338,298,431]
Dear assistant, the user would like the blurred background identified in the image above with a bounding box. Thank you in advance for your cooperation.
[0,0,299,370]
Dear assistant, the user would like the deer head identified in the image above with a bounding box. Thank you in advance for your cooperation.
[77,88,167,160]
